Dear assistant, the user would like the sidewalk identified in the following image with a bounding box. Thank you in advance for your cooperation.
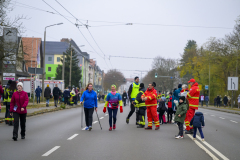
[201,105,240,115]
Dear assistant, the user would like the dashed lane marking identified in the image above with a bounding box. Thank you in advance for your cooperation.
[100,117,104,119]
[196,135,229,160]
[187,135,219,160]
[42,146,60,157]
[211,115,215,117]
[93,121,98,124]
[219,117,225,119]
[67,134,78,140]
[230,120,238,123]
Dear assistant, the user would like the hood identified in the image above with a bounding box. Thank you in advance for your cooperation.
[140,87,146,92]
[192,83,199,87]
[195,112,203,116]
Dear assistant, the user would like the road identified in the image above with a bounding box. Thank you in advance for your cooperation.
[0,104,239,160]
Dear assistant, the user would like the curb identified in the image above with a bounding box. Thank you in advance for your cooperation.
[201,107,240,115]
[0,105,81,123]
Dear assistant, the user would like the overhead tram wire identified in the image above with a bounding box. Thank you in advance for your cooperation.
[109,55,154,59]
[55,0,112,69]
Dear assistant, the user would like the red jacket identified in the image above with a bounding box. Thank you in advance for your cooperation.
[141,88,157,107]
[10,91,29,114]
[168,96,172,108]
[187,83,200,109]
[180,89,189,93]
[0,85,3,99]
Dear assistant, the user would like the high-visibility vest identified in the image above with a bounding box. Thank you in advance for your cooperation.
[6,89,16,103]
[130,83,140,99]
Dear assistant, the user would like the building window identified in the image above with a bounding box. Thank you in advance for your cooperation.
[48,67,51,72]
[48,77,51,80]
[57,57,60,62]
[48,57,52,61]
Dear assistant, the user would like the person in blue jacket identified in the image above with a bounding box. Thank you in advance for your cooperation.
[35,86,42,104]
[80,83,98,131]
[172,84,182,115]
[190,112,205,141]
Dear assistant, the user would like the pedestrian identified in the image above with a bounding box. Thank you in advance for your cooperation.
[157,98,167,125]
[44,84,51,107]
[53,84,61,107]
[180,84,189,97]
[190,112,205,141]
[205,95,209,107]
[0,81,3,113]
[35,86,42,104]
[174,96,188,139]
[133,83,146,128]
[216,96,220,107]
[141,82,160,130]
[227,96,231,107]
[126,76,140,124]
[172,85,182,118]
[103,84,123,131]
[98,94,101,102]
[75,87,79,104]
[3,80,12,124]
[214,97,217,107]
[223,95,228,107]
[167,92,173,123]
[200,95,204,107]
[80,83,98,131]
[122,90,127,106]
[238,95,240,109]
[9,82,29,141]
[70,88,76,105]
[220,95,222,107]
[5,81,17,126]
[185,79,200,134]
[63,87,70,105]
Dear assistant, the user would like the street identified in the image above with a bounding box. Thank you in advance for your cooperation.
[0,104,239,160]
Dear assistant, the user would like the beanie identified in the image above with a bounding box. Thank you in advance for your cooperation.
[179,96,186,102]
[178,84,182,88]
[17,82,23,88]
[47,84,49,87]
[140,83,144,88]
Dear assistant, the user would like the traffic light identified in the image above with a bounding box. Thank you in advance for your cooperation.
[155,73,158,78]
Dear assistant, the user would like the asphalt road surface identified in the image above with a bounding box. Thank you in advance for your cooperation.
[0,104,239,160]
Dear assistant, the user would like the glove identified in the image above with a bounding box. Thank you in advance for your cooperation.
[103,107,106,113]
[120,106,123,113]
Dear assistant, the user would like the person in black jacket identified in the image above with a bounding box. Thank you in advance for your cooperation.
[122,91,127,106]
[44,85,51,107]
[216,96,220,107]
[157,98,167,124]
[133,83,146,128]
[223,95,228,107]
[53,84,61,107]
[63,87,71,105]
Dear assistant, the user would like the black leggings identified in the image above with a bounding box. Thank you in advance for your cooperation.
[167,108,173,122]
[127,101,136,122]
[159,110,165,123]
[84,108,94,127]
[13,113,26,138]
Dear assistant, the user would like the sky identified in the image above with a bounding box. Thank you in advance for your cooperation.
[9,0,240,78]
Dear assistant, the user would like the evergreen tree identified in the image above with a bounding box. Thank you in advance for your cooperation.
[55,47,82,88]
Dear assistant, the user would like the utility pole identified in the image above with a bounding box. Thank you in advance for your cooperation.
[42,30,46,101]
[62,55,65,87]
[69,47,72,87]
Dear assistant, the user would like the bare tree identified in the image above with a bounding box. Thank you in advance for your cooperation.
[103,69,126,91]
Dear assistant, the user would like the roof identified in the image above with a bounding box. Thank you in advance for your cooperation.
[43,41,69,55]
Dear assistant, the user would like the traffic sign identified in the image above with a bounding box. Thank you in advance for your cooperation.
[205,85,209,90]
[228,77,238,91]
[3,73,15,76]
[3,77,15,80]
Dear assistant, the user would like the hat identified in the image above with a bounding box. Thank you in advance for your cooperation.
[188,79,196,83]
[17,82,23,88]
[152,82,156,87]
[134,76,139,80]
[8,80,12,84]
[169,92,172,95]
[47,84,49,87]
[178,84,182,88]
[179,96,185,102]
[140,83,144,88]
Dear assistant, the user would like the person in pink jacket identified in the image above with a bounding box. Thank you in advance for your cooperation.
[0,81,3,112]
[10,82,29,141]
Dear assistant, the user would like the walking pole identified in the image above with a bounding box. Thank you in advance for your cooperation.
[95,109,102,130]
[81,103,83,129]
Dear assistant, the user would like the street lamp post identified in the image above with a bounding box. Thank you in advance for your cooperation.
[42,23,63,101]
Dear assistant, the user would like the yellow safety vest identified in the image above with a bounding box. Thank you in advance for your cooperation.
[131,83,140,99]
[6,89,17,103]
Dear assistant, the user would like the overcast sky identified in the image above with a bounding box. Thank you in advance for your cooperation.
[10,0,240,78]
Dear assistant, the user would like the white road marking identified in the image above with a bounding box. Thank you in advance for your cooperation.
[100,117,104,119]
[196,135,229,160]
[219,117,225,119]
[211,115,215,117]
[42,146,60,156]
[187,135,219,160]
[93,121,98,124]
[230,120,238,123]
[82,127,87,130]
[67,134,78,140]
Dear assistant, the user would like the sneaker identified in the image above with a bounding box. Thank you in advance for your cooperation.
[137,125,145,128]
[89,126,92,131]
[113,124,116,130]
[136,122,139,125]
[109,127,112,131]
[202,139,205,141]
[193,138,196,140]
[85,127,89,130]
[12,137,17,141]
[175,135,183,139]
[126,118,129,124]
